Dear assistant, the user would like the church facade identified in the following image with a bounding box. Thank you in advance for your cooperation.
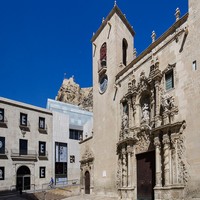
[80,0,200,199]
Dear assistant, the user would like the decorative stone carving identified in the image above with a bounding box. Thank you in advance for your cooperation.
[154,137,162,187]
[141,103,150,123]
[121,148,127,187]
[135,129,152,154]
[82,148,94,161]
[116,157,122,188]
[138,71,149,93]
[122,112,128,130]
[163,134,170,186]
[161,94,175,112]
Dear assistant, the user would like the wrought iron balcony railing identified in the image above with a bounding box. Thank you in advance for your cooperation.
[11,149,37,160]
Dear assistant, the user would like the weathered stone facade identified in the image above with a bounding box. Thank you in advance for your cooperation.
[80,1,200,199]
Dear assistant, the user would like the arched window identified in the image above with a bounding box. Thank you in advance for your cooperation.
[122,39,128,66]
[100,42,107,68]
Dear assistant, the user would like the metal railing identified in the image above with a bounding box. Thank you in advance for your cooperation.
[10,184,36,192]
[11,149,37,159]
[42,179,80,191]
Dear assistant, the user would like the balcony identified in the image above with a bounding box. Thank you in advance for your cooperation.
[0,148,8,159]
[11,149,37,161]
[38,151,48,160]
[19,120,30,132]
[0,116,8,128]
[38,125,48,134]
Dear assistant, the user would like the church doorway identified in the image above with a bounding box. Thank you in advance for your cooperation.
[85,171,90,194]
[16,166,31,191]
[136,151,155,200]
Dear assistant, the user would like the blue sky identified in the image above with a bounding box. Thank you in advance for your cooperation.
[0,0,188,108]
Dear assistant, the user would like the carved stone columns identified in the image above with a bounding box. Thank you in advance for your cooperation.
[122,147,127,187]
[163,134,170,186]
[127,145,133,187]
[155,81,160,116]
[154,137,162,187]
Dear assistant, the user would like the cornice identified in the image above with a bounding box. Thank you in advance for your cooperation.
[116,13,189,81]
[91,5,135,42]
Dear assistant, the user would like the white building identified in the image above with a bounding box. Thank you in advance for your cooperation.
[0,97,53,191]
[47,99,93,185]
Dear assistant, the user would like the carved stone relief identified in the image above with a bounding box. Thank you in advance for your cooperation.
[82,147,94,161]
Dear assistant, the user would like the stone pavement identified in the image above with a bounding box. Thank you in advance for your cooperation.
[63,194,118,200]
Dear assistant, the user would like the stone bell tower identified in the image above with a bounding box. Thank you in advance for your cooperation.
[90,2,135,196]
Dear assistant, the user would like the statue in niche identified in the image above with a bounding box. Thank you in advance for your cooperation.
[141,103,150,123]
[121,102,129,130]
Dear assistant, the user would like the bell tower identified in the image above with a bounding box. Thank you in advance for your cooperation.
[91,3,135,196]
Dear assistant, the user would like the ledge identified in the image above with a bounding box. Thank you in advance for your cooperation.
[154,185,185,190]
[79,136,93,144]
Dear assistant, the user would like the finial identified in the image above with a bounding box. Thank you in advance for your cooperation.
[124,14,126,18]
[114,0,117,6]
[102,17,105,23]
[175,8,180,21]
[133,48,137,59]
[151,30,156,43]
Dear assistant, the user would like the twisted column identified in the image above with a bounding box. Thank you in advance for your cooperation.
[163,134,170,186]
[122,147,127,187]
[171,133,179,185]
[128,100,132,128]
[127,145,133,187]
[154,137,162,187]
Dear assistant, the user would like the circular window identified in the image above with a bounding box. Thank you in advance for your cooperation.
[99,75,108,94]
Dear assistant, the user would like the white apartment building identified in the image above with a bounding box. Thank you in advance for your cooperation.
[0,97,53,191]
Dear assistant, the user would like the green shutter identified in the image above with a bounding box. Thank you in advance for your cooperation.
[165,70,174,90]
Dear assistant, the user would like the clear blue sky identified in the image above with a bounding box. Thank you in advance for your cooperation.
[0,0,188,108]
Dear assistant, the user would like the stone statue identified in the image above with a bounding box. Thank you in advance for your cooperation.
[142,103,150,122]
[162,94,175,112]
[122,112,128,129]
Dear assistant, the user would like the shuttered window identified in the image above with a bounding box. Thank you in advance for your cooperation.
[165,70,174,90]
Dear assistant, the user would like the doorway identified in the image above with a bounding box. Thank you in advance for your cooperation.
[85,171,90,194]
[16,166,31,191]
[136,151,155,200]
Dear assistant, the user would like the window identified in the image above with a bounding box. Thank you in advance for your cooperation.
[55,142,67,179]
[55,162,67,176]
[40,167,46,178]
[0,167,4,180]
[39,141,46,156]
[193,60,197,71]
[0,109,4,122]
[0,137,5,154]
[165,70,174,90]
[39,117,45,129]
[100,42,107,68]
[20,113,27,126]
[70,155,75,163]
[19,139,28,155]
[122,39,128,66]
[69,129,83,140]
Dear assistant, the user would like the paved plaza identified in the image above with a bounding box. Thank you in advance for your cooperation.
[0,193,118,200]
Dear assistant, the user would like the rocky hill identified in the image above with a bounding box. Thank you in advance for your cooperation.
[56,77,93,112]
